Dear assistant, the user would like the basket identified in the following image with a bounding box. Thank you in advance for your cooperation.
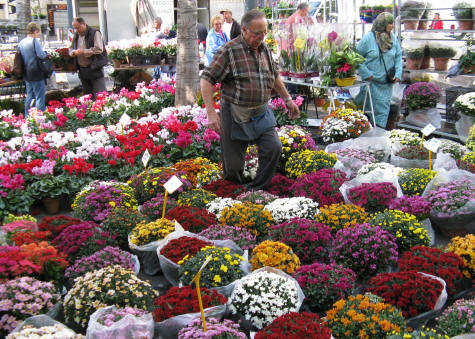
[445,86,473,123]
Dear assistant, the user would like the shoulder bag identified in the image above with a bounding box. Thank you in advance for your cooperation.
[12,50,24,79]
[33,39,53,78]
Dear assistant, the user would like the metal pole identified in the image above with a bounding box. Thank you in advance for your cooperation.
[98,0,106,41]
[245,0,257,12]
[67,0,74,27]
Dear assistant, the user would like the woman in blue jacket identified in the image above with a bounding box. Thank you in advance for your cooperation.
[205,15,229,66]
[18,22,47,116]
[355,12,402,129]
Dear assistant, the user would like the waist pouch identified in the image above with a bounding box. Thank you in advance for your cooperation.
[230,103,276,141]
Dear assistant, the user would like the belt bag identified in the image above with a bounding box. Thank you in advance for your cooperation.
[230,103,277,141]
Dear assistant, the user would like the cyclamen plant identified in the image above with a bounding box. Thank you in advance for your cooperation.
[403,82,442,111]
[436,298,475,337]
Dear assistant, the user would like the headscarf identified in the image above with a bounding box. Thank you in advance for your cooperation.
[371,12,394,53]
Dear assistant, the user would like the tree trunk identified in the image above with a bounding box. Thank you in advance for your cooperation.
[175,0,199,107]
[16,0,32,39]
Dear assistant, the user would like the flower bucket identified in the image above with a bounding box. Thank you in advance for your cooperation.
[404,20,419,30]
[42,197,60,214]
[406,57,423,70]
[433,57,450,71]
[165,55,176,65]
[420,55,431,69]
[455,113,475,142]
[335,76,356,87]
[458,20,474,30]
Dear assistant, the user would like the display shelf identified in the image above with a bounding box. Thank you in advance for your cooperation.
[403,29,475,33]
[397,121,460,141]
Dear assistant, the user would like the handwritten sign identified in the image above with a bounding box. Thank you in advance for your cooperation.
[421,123,436,136]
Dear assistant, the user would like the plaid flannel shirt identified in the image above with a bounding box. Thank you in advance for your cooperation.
[201,35,279,107]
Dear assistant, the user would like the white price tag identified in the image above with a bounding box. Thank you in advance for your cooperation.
[141,149,151,167]
[192,255,212,282]
[174,220,184,232]
[163,175,183,194]
[424,138,442,153]
[119,113,131,127]
[421,123,436,136]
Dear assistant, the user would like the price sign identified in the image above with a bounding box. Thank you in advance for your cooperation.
[424,138,442,153]
[119,113,131,127]
[293,38,306,49]
[163,175,183,194]
[141,149,151,168]
[421,123,436,136]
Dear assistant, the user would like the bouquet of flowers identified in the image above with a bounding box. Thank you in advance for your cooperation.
[319,108,371,144]
[152,286,227,322]
[438,139,468,160]
[390,129,423,147]
[244,145,259,180]
[266,174,295,197]
[220,202,274,237]
[52,221,101,260]
[331,223,399,281]
[6,324,81,339]
[264,197,319,223]
[454,92,475,118]
[277,125,316,170]
[177,188,217,209]
[166,206,217,233]
[447,234,475,278]
[127,167,192,204]
[315,203,369,233]
[178,318,245,339]
[398,168,436,196]
[250,240,301,274]
[229,269,300,329]
[398,246,465,295]
[37,215,81,238]
[348,182,398,213]
[65,246,137,285]
[270,97,307,127]
[290,168,346,206]
[388,327,449,339]
[425,179,475,218]
[326,293,405,338]
[63,265,157,330]
[403,82,441,111]
[202,179,245,198]
[293,262,356,311]
[255,312,331,339]
[173,157,222,188]
[285,150,337,178]
[159,236,211,264]
[8,230,52,246]
[198,225,257,251]
[141,195,177,221]
[236,190,278,205]
[395,145,433,160]
[370,210,430,253]
[179,246,245,288]
[205,197,240,219]
[269,218,333,264]
[129,218,175,246]
[72,180,138,222]
[358,162,402,176]
[101,207,146,249]
[389,195,431,220]
[0,276,61,336]
[366,271,445,317]
[436,298,475,337]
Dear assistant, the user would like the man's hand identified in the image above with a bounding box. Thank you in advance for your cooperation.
[207,111,221,134]
[286,100,300,119]
[72,49,84,56]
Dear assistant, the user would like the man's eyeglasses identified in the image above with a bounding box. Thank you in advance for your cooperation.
[247,28,268,37]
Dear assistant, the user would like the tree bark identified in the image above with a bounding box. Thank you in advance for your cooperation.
[16,0,32,39]
[175,0,199,107]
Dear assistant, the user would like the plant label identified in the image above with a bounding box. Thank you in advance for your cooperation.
[174,220,184,232]
[424,138,441,153]
[421,123,436,136]
[293,38,306,49]
[163,175,183,194]
[119,113,131,127]
[141,149,151,167]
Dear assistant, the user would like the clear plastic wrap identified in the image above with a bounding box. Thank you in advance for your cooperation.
[157,230,246,287]
[86,306,154,339]
[405,108,441,129]
[8,315,79,337]
[421,218,435,246]
[391,83,407,104]
[154,304,227,339]
[390,152,434,169]
[339,168,403,205]
[455,114,475,142]
[433,152,458,171]
[128,233,166,276]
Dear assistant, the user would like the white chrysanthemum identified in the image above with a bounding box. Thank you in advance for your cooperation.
[264,197,319,223]
[206,197,240,219]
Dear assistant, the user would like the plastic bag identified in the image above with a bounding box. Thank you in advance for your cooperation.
[131,254,140,276]
[405,108,441,129]
[390,151,435,169]
[128,233,165,276]
[433,152,458,171]
[339,168,403,205]
[391,83,406,104]
[154,304,227,339]
[455,113,475,142]
[421,218,435,246]
[156,230,245,287]
[86,305,154,339]
[8,315,79,338]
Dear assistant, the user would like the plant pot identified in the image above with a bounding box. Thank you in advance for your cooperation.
[433,57,450,71]
[420,55,431,69]
[458,20,474,31]
[404,20,419,30]
[406,57,423,70]
[127,55,144,66]
[42,197,60,214]
[335,76,356,87]
[279,71,289,76]
[165,55,176,65]
[417,20,428,30]
[112,59,123,68]
[315,98,325,107]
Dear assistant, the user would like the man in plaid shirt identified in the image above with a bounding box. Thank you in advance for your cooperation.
[200,9,299,190]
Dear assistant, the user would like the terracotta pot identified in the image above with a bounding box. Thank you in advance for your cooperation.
[112,59,123,68]
[404,20,418,30]
[42,197,60,214]
[463,65,475,74]
[433,57,450,71]
[458,20,474,31]
[335,76,356,87]
[315,98,325,107]
[417,20,428,30]
[406,57,423,70]
[420,55,431,69]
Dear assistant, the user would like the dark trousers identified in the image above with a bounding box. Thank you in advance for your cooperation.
[220,100,282,190]
[79,67,107,99]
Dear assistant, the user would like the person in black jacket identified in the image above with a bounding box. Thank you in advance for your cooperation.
[197,22,208,44]
[71,17,108,99]
[220,9,241,40]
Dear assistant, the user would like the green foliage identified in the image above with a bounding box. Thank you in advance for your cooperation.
[406,47,424,59]
[453,2,473,19]
[400,1,425,19]
[108,48,127,61]
[29,174,69,199]
[429,47,457,58]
